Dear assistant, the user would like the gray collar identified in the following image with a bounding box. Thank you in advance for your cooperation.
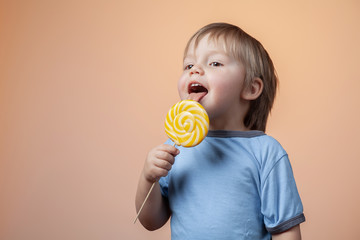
[207,130,265,138]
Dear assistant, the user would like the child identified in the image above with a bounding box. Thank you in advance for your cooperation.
[135,23,305,240]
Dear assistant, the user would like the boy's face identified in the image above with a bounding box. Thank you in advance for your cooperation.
[178,34,249,130]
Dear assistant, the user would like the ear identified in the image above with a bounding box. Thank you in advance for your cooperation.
[241,77,264,100]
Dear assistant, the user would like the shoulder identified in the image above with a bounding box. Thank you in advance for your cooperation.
[204,130,287,162]
[256,134,286,156]
[249,134,289,172]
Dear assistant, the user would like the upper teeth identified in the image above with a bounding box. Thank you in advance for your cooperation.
[191,83,202,87]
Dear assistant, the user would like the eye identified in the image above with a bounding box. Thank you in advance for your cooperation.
[210,62,223,67]
[184,64,194,70]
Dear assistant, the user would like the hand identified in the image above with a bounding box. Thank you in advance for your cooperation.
[142,144,179,183]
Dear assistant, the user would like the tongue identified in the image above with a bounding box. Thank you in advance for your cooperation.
[188,92,207,102]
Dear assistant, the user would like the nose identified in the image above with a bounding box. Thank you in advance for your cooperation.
[190,65,204,76]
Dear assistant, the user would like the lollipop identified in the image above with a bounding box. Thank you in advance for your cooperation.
[134,100,209,223]
[165,100,209,147]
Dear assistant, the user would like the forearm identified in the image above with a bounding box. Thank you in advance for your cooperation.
[135,173,171,230]
[272,225,302,240]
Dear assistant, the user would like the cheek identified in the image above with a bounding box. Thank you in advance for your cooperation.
[211,80,229,96]
[211,76,242,100]
[177,75,187,99]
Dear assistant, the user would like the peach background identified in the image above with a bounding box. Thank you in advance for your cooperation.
[1,0,359,239]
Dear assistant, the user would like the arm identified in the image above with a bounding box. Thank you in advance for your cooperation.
[272,225,302,240]
[135,144,179,230]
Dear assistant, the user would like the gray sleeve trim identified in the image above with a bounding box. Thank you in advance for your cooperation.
[266,213,306,234]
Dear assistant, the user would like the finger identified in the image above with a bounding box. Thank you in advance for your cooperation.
[158,144,180,156]
[153,168,169,180]
[154,151,176,165]
[147,168,169,182]
[154,159,173,171]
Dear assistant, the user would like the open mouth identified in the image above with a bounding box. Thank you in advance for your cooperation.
[188,82,208,102]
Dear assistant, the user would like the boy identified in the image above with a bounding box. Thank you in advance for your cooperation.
[135,23,305,239]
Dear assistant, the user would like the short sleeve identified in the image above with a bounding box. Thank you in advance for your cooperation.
[261,154,305,234]
[159,174,169,198]
[158,138,174,198]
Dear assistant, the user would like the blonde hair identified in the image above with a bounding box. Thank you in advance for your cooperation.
[184,23,278,132]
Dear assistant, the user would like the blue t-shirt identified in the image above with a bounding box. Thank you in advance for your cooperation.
[159,130,305,240]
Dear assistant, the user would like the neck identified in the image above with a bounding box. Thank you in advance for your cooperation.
[209,106,250,131]
[209,122,250,131]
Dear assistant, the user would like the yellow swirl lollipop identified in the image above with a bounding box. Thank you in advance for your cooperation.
[165,100,209,147]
